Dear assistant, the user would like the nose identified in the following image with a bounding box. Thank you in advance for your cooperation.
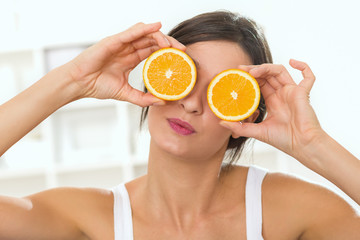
[178,84,204,115]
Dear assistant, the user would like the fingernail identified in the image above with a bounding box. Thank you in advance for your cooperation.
[164,37,170,46]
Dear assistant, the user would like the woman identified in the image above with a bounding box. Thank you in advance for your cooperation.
[0,11,359,240]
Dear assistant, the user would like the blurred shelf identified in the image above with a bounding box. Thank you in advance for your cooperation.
[0,167,46,180]
[57,99,119,112]
[54,159,147,174]
[0,159,148,180]
[0,38,95,55]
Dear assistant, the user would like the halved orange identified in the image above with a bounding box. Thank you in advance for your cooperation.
[207,69,260,121]
[143,48,197,101]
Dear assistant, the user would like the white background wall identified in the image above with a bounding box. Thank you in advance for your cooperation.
[1,0,359,156]
[0,0,359,209]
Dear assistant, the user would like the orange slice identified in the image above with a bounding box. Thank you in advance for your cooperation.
[143,48,197,101]
[207,69,260,121]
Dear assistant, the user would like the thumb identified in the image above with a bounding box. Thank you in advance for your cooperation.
[220,121,262,139]
[120,88,166,107]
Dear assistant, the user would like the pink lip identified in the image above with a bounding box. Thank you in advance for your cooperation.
[167,118,196,136]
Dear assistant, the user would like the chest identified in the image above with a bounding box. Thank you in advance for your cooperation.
[83,204,300,240]
[132,209,247,240]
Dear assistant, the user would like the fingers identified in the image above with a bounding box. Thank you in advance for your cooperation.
[239,64,296,93]
[119,86,165,107]
[115,22,185,50]
[117,22,163,44]
[249,64,296,87]
[148,30,172,48]
[239,65,283,98]
[239,60,315,98]
[220,121,263,140]
[106,22,185,58]
[130,35,186,56]
[135,45,161,62]
[289,59,316,92]
[131,36,158,50]
[237,65,254,73]
[144,29,186,50]
[165,35,186,51]
[256,77,277,99]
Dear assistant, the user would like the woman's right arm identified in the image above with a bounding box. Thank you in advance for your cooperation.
[1,188,92,240]
[0,22,184,239]
[0,22,184,156]
[0,65,79,156]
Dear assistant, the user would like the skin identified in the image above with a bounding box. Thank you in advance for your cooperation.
[0,22,359,240]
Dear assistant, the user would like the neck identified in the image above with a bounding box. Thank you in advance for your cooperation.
[144,139,228,229]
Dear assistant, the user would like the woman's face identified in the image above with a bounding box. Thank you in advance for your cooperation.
[148,41,253,161]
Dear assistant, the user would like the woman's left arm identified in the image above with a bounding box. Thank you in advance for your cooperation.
[221,59,360,205]
[301,129,360,206]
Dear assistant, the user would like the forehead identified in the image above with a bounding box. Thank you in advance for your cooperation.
[185,41,252,75]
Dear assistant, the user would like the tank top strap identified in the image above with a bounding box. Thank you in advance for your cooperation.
[245,165,268,240]
[111,183,134,240]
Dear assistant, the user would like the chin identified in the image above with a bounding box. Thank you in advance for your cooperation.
[150,133,195,159]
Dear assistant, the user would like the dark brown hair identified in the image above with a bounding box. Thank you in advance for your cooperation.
[141,10,272,166]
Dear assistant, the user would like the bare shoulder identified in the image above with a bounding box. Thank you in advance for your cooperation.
[27,186,113,214]
[262,171,360,240]
[27,187,114,238]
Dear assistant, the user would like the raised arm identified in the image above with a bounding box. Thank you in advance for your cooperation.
[0,22,184,239]
[221,59,360,205]
[220,60,360,237]
[0,22,185,156]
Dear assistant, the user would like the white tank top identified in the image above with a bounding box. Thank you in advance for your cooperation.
[112,165,267,240]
